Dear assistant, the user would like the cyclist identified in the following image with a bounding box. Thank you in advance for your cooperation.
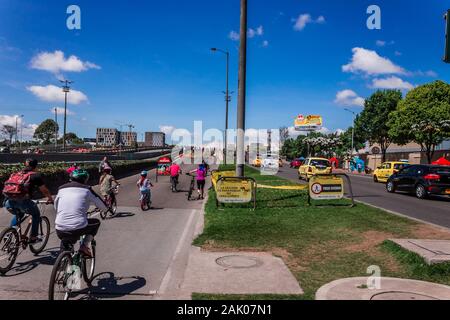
[54,170,107,257]
[2,159,53,244]
[169,162,182,192]
[189,164,207,200]
[66,162,79,175]
[98,157,112,174]
[137,171,154,205]
[99,167,120,203]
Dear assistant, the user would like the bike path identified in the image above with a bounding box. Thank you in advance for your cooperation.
[0,164,208,300]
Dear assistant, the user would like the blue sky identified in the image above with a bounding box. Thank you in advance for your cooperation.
[0,0,449,141]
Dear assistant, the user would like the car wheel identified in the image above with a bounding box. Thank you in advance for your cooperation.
[373,175,378,183]
[386,181,396,193]
[415,184,427,199]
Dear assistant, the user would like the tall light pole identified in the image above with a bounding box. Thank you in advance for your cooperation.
[60,79,73,152]
[236,0,248,177]
[211,47,231,165]
[54,108,58,151]
[19,115,24,151]
[344,108,357,158]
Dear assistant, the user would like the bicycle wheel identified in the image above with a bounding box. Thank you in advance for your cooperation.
[109,198,118,218]
[82,241,96,285]
[48,252,75,300]
[0,228,20,275]
[29,216,50,255]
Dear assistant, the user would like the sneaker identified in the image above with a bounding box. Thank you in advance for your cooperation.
[79,245,93,258]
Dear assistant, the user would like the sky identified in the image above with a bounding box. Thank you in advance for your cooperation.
[0,0,449,142]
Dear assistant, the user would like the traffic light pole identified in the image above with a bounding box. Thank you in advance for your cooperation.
[444,9,450,63]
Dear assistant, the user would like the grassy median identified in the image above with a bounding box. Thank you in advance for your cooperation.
[193,165,450,300]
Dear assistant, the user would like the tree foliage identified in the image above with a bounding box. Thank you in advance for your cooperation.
[0,125,17,145]
[388,80,450,163]
[33,119,59,145]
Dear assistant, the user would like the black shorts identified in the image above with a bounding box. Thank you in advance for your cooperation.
[197,180,206,189]
[56,218,101,248]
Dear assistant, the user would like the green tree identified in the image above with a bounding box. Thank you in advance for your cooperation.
[336,127,366,159]
[1,125,17,145]
[355,90,402,162]
[389,80,450,163]
[33,119,58,145]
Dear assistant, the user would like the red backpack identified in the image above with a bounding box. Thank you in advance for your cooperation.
[2,171,34,200]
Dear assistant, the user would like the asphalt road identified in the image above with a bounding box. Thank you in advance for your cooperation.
[276,165,450,228]
[0,163,208,300]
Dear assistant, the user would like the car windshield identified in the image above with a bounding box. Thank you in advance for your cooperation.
[310,160,330,167]
[394,163,407,170]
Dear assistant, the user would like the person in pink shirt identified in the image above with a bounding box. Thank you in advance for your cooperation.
[169,163,182,192]
[190,164,207,199]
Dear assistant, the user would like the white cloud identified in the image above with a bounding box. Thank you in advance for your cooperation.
[376,40,386,47]
[27,85,88,105]
[342,47,406,76]
[335,129,345,136]
[229,26,264,41]
[159,125,176,136]
[293,14,325,31]
[371,76,414,90]
[50,107,75,116]
[30,50,101,74]
[262,40,269,48]
[334,89,365,107]
[0,115,37,140]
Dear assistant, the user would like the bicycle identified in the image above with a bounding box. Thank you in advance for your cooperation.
[186,173,196,201]
[48,209,98,301]
[100,185,119,220]
[170,175,180,193]
[0,201,51,275]
[140,191,152,211]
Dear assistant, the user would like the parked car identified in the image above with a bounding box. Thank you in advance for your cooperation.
[386,165,450,199]
[252,157,262,168]
[373,161,409,183]
[290,159,303,169]
[262,157,279,171]
[298,158,332,181]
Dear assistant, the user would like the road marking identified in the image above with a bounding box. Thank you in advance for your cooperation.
[155,209,197,297]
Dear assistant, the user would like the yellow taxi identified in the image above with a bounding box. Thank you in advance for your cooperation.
[298,157,332,181]
[373,161,409,183]
[252,157,262,168]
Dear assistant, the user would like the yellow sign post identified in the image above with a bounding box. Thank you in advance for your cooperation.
[215,177,257,209]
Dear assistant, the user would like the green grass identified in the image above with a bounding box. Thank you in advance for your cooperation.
[193,165,450,300]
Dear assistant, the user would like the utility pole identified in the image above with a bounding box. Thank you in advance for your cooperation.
[444,9,450,63]
[60,79,73,152]
[236,0,248,177]
[19,115,24,151]
[54,108,58,151]
[344,108,357,166]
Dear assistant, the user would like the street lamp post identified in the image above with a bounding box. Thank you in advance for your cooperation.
[60,79,73,152]
[236,0,248,177]
[19,115,24,151]
[344,108,357,167]
[211,47,231,165]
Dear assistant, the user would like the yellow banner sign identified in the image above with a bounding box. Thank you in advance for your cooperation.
[295,115,323,132]
[216,178,253,204]
[212,171,236,189]
[309,176,344,200]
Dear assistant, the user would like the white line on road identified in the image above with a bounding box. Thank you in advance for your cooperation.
[155,209,197,297]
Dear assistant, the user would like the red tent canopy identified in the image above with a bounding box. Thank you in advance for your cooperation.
[432,157,450,166]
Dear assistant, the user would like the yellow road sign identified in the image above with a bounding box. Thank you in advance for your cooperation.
[309,175,344,200]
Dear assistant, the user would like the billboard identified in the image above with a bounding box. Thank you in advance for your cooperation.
[294,115,323,132]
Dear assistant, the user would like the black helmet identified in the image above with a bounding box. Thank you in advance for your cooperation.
[25,158,38,169]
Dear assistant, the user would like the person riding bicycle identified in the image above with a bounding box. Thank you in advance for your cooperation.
[98,157,112,174]
[169,162,182,192]
[66,163,79,175]
[2,159,53,244]
[99,167,120,203]
[54,170,107,257]
[137,171,153,204]
[189,164,207,200]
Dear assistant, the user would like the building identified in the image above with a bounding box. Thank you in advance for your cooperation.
[120,131,138,147]
[145,132,166,147]
[96,128,119,147]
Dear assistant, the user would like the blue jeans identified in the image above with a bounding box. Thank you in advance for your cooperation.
[3,199,41,238]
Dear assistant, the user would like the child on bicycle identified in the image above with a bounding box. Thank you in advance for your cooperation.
[99,167,120,203]
[54,170,107,257]
[137,171,153,204]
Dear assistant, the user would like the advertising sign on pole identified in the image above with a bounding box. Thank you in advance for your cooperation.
[294,115,323,132]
